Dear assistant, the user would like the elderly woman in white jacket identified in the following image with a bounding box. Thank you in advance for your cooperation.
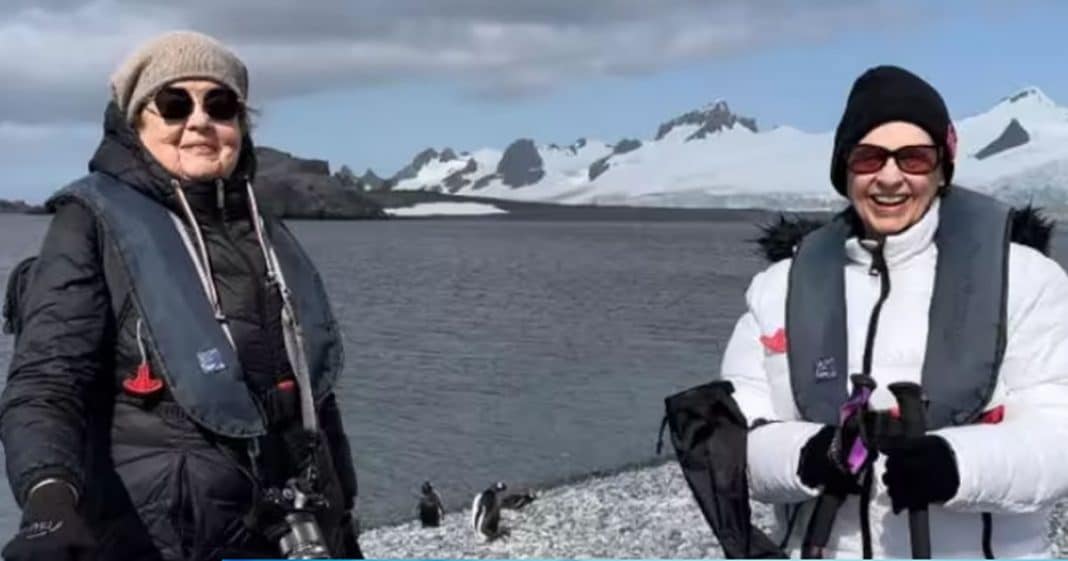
[721,65,1068,558]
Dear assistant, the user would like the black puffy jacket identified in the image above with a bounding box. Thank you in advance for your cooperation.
[0,103,360,560]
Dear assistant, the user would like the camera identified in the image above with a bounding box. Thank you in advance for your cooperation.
[277,511,331,559]
[262,474,333,559]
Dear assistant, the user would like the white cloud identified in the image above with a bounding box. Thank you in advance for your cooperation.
[0,0,951,201]
[0,0,926,124]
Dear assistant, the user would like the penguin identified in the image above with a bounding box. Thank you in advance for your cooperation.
[418,481,445,528]
[470,481,509,541]
[500,489,537,510]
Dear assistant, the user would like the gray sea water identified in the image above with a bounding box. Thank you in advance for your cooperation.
[0,213,1065,545]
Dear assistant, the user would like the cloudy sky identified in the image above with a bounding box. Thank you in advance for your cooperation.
[1,0,1065,201]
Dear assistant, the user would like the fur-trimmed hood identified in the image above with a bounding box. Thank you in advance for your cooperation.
[755,204,1055,262]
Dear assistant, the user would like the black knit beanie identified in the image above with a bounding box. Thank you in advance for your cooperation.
[830,65,956,195]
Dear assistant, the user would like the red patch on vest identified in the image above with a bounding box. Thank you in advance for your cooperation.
[759,328,787,354]
[980,404,1005,424]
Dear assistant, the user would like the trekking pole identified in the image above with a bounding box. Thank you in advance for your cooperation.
[887,382,931,559]
[801,374,877,558]
[801,491,844,559]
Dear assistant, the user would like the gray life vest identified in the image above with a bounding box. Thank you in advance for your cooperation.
[786,186,1010,429]
[46,172,344,438]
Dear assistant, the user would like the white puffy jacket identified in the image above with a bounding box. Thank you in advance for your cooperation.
[721,197,1068,558]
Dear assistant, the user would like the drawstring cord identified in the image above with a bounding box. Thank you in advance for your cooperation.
[135,317,148,364]
[171,179,236,348]
[245,180,320,434]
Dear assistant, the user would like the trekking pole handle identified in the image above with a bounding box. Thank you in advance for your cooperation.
[800,374,878,559]
[887,381,932,559]
[888,382,926,438]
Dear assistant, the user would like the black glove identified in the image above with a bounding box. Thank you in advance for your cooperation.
[2,482,95,561]
[880,434,960,514]
[798,425,866,495]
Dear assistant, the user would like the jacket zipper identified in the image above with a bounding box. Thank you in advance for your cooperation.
[858,240,890,560]
[862,241,891,376]
[213,180,276,389]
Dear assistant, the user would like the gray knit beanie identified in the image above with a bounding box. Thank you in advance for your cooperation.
[110,30,249,123]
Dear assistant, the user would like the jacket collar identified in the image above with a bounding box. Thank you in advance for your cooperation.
[844,196,941,269]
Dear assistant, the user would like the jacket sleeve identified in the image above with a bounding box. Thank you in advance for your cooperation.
[319,392,358,511]
[0,202,110,506]
[935,247,1068,514]
[720,269,822,505]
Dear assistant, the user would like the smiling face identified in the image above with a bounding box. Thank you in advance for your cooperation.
[846,121,944,238]
[136,79,243,182]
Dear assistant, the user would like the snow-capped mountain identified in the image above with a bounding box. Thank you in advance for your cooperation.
[371,87,1068,210]
[953,88,1068,205]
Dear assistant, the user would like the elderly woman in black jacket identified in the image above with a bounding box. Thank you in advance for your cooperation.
[0,30,362,560]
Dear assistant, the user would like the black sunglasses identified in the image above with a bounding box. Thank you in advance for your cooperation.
[150,87,242,122]
[846,144,942,175]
